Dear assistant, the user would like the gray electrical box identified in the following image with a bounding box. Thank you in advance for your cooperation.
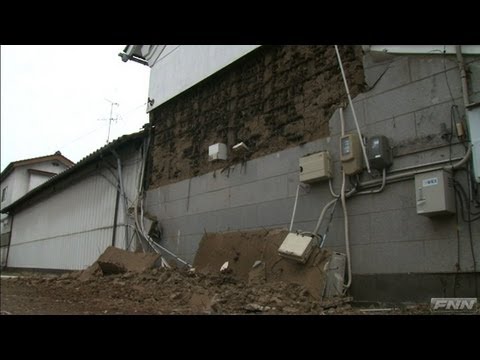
[299,151,332,183]
[415,170,455,216]
[367,135,392,170]
[323,252,346,298]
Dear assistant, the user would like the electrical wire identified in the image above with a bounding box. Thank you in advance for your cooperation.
[453,180,480,220]
[117,102,148,122]
[319,199,338,248]
[443,45,458,106]
[334,45,371,174]
[453,180,479,297]
[453,177,462,297]
[355,168,387,195]
[132,130,191,267]
[57,122,109,151]
[464,163,479,298]
[289,184,301,232]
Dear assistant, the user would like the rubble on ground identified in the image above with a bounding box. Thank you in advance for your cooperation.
[0,235,446,315]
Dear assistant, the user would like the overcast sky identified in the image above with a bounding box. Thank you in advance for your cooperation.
[1,45,150,172]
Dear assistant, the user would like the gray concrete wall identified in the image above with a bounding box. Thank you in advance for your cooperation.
[145,51,480,281]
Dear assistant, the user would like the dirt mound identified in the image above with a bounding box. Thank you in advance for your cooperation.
[2,268,443,315]
[1,267,355,315]
[0,233,353,314]
[96,246,161,274]
[193,228,333,299]
[78,262,103,282]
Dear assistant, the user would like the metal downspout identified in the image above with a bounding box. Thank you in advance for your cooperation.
[111,186,120,247]
[112,149,129,250]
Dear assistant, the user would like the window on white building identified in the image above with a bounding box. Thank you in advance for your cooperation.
[1,187,6,202]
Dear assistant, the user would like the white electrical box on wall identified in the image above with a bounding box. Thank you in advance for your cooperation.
[208,143,227,161]
[278,233,314,263]
[415,170,455,216]
[299,151,332,183]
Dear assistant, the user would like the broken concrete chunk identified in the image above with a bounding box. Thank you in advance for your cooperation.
[78,262,103,282]
[96,246,162,274]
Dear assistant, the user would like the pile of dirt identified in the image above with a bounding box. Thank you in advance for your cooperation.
[78,262,103,282]
[77,247,162,282]
[0,267,353,315]
[1,268,442,315]
[193,228,333,299]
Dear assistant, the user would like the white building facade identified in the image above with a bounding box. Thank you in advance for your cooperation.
[1,132,146,270]
[1,152,73,267]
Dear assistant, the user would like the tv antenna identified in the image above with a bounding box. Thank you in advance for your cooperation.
[98,98,119,143]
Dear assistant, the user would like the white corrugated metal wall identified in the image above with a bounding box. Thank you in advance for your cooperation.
[114,147,143,252]
[7,145,143,270]
[0,246,7,267]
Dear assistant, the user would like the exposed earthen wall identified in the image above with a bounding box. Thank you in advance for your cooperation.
[148,45,365,188]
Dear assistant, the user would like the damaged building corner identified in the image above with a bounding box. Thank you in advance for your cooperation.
[3,45,479,314]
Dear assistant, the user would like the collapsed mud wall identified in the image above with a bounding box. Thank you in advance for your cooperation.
[148,45,366,189]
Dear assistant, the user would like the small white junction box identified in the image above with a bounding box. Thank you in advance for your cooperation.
[208,143,227,161]
[278,233,314,263]
[299,151,332,183]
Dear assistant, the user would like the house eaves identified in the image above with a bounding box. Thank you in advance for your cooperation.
[1,152,75,182]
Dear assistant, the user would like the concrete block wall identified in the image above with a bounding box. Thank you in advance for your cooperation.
[145,50,480,296]
[146,137,330,262]
[326,52,480,276]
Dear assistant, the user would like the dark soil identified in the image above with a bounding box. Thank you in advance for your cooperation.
[0,270,433,315]
[193,228,331,299]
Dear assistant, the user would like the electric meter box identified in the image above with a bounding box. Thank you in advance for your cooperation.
[340,133,364,175]
[367,135,392,170]
[415,170,455,216]
[299,151,332,183]
[278,233,314,263]
[208,143,227,161]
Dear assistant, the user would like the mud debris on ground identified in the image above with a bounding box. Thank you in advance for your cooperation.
[1,267,437,315]
[0,232,448,315]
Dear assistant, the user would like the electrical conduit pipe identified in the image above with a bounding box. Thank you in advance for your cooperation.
[339,106,352,293]
[335,45,371,174]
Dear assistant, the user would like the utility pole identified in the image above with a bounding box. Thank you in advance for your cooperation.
[99,99,119,143]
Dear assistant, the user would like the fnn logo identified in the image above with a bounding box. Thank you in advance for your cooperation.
[430,298,478,312]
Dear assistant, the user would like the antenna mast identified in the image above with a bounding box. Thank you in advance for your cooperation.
[102,98,119,143]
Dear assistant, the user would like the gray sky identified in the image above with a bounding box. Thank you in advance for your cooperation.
[1,45,150,171]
